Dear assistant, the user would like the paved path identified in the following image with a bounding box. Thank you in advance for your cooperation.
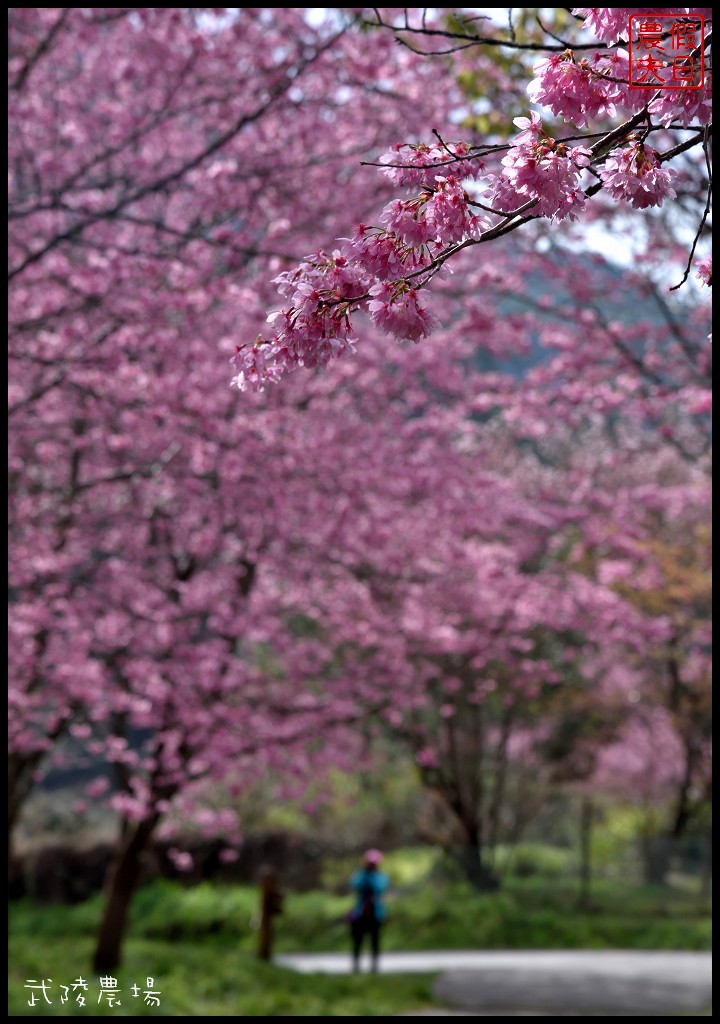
[276,951,712,1015]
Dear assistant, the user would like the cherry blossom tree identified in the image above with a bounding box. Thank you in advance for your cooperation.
[588,510,712,840]
[278,405,700,887]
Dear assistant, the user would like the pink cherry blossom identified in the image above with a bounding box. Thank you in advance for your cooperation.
[648,78,713,127]
[368,281,441,341]
[528,51,616,127]
[488,127,591,221]
[572,8,633,45]
[696,255,712,286]
[380,195,438,247]
[598,142,678,208]
[572,8,685,45]
[379,140,486,187]
[343,226,419,281]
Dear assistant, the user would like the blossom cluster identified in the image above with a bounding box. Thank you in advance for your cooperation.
[232,7,710,391]
[486,112,592,220]
[572,7,713,45]
[527,49,644,127]
[231,159,492,389]
[696,255,712,286]
[597,141,678,209]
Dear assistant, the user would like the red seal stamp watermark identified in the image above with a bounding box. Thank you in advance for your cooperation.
[628,14,705,89]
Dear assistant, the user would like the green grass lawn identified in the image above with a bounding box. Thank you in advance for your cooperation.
[9,935,436,1016]
[8,848,711,1016]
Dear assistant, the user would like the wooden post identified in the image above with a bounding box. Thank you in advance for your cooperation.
[257,866,284,961]
[578,795,593,910]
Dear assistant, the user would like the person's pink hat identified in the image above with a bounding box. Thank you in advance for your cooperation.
[364,848,383,865]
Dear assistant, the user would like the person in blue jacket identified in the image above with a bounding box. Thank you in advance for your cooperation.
[348,848,389,973]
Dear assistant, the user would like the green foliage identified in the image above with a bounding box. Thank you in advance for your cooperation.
[500,841,576,879]
[130,880,259,942]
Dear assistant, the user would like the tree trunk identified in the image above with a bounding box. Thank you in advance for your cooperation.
[92,814,159,973]
[641,833,672,886]
[458,829,499,891]
[669,732,699,839]
[8,749,44,881]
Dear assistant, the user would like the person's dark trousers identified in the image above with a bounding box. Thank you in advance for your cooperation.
[351,917,381,972]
